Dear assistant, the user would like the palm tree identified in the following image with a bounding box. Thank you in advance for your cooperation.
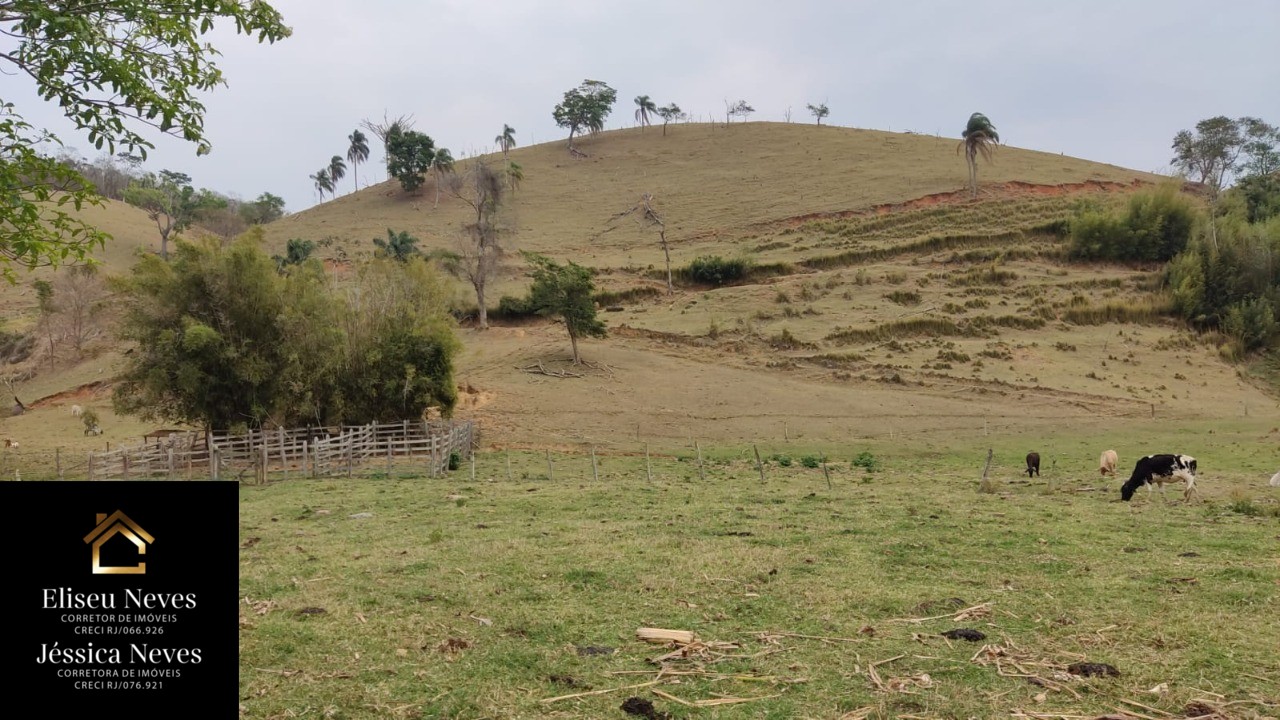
[430,148,454,208]
[495,124,516,159]
[328,155,347,194]
[958,112,1000,199]
[347,130,369,191]
[506,161,523,194]
[634,95,657,130]
[373,228,420,262]
[310,168,333,202]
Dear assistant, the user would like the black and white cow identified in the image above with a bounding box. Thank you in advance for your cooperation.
[1120,454,1197,502]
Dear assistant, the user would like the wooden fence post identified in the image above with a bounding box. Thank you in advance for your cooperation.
[87,452,93,481]
[821,452,832,490]
[211,447,221,481]
[645,443,652,482]
[753,445,766,483]
[167,448,175,480]
[385,437,393,476]
[470,452,476,482]
[545,450,554,482]
[122,453,130,481]
[279,426,288,481]
[56,447,62,480]
[590,447,599,482]
[505,450,513,482]
[695,441,705,481]
[259,445,269,485]
[979,448,995,493]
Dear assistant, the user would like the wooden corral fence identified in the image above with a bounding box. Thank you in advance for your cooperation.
[84,420,475,482]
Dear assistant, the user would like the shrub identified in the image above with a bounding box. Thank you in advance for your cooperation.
[770,454,793,467]
[686,255,751,286]
[851,451,880,472]
[1069,183,1198,262]
[884,290,922,306]
[800,455,821,469]
[448,452,461,471]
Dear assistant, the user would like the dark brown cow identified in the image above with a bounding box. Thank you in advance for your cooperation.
[1025,452,1040,478]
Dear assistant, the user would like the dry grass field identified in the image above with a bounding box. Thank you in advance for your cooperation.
[237,447,1279,720]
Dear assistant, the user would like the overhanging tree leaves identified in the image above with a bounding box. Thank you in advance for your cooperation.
[525,253,606,364]
[0,0,291,281]
[552,79,617,150]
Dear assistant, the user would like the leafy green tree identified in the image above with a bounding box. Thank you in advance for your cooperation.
[1234,173,1280,224]
[347,129,369,191]
[552,79,617,149]
[386,130,436,192]
[634,95,657,130]
[958,112,1000,199]
[113,235,294,432]
[807,103,830,125]
[310,167,333,201]
[1172,116,1245,191]
[123,170,219,259]
[239,192,287,225]
[430,148,455,208]
[525,253,606,363]
[1170,116,1278,247]
[373,228,420,262]
[656,103,683,136]
[328,155,347,194]
[495,124,516,158]
[1240,118,1280,178]
[0,0,290,282]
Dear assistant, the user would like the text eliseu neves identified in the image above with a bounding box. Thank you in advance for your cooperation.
[37,588,201,665]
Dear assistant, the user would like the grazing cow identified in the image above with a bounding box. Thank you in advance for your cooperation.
[1270,470,1280,488]
[1025,452,1040,478]
[1120,454,1197,502]
[1099,449,1118,477]
[3,439,17,448]
[71,404,84,417]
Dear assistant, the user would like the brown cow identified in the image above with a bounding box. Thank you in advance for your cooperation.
[1026,452,1040,478]
[1099,449,1118,477]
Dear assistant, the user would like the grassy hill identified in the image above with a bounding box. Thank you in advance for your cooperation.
[4,122,1278,474]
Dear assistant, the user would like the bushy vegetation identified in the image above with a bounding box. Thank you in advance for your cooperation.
[113,234,459,431]
[1168,215,1280,354]
[685,255,752,286]
[1068,184,1198,262]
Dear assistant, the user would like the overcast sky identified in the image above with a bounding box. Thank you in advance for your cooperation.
[8,0,1280,213]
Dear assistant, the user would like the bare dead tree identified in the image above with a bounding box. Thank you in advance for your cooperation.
[606,193,673,295]
[449,159,509,329]
[360,112,416,177]
[55,266,107,359]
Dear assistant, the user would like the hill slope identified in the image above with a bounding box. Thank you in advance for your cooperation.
[4,123,1276,475]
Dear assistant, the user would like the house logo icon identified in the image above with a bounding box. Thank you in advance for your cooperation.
[83,511,154,575]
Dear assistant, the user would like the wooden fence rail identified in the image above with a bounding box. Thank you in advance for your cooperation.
[83,420,475,482]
